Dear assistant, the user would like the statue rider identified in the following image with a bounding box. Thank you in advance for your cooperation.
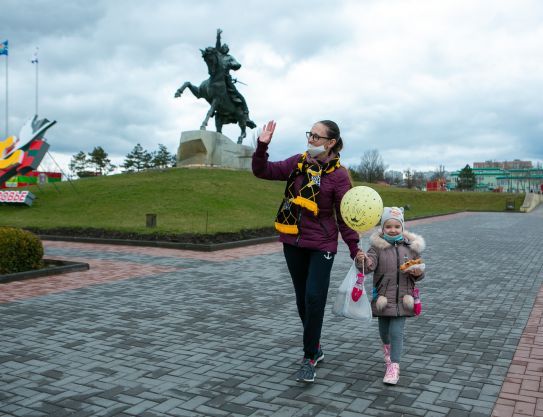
[215,29,250,117]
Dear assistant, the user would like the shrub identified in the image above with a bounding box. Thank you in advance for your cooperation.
[0,227,44,274]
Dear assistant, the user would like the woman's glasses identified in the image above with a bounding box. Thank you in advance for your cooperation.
[306,132,332,142]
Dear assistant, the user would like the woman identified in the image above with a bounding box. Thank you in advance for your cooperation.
[252,120,360,383]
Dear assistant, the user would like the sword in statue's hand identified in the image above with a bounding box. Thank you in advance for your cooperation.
[232,78,247,86]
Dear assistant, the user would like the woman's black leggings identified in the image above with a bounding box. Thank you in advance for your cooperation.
[283,243,335,360]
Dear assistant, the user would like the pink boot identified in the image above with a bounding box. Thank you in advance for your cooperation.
[383,344,391,366]
[383,363,400,385]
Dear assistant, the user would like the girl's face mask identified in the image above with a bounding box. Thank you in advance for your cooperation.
[383,233,404,243]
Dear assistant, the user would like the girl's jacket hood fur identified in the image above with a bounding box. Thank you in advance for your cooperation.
[369,230,426,254]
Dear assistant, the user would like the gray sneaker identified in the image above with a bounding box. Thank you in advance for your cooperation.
[296,358,316,382]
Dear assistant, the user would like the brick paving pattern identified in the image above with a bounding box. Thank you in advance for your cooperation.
[1,208,542,416]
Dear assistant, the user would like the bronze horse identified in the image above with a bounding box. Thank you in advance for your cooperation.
[174,47,255,144]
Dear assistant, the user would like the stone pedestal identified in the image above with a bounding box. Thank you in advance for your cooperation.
[176,130,254,170]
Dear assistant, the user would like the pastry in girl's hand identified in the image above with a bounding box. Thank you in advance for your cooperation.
[400,258,423,271]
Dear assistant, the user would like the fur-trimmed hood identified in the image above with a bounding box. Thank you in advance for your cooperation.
[369,230,426,254]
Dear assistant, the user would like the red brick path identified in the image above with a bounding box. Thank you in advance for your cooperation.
[0,240,283,304]
[492,284,543,417]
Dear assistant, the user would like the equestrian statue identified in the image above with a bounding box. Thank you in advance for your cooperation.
[174,29,256,145]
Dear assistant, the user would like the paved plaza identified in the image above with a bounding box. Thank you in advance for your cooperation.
[1,207,543,417]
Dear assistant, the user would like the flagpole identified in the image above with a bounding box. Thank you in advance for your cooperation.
[33,47,39,116]
[35,57,38,115]
[5,54,8,138]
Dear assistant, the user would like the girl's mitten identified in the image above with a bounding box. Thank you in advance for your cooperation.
[413,288,422,315]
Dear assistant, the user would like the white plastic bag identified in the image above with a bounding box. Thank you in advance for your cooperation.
[332,260,372,322]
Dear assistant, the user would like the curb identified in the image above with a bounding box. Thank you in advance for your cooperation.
[39,234,280,252]
[0,259,90,284]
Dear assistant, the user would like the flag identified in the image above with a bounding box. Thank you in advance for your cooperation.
[31,47,38,64]
[0,40,8,56]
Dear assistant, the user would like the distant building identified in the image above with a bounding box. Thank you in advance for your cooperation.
[447,165,543,192]
[473,160,533,170]
[496,168,543,193]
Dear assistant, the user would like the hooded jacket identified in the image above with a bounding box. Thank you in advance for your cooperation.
[252,140,359,259]
[362,230,426,317]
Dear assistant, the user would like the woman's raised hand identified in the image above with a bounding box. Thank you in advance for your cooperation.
[258,120,276,144]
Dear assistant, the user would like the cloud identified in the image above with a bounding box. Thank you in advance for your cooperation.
[1,0,542,176]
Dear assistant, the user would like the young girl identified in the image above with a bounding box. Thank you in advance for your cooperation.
[355,207,425,385]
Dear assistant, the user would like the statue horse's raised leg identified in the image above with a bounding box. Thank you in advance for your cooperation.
[174,82,201,98]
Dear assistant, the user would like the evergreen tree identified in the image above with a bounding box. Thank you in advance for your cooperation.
[151,144,176,168]
[122,143,152,172]
[457,164,476,191]
[69,151,93,178]
[88,146,116,176]
[69,151,88,174]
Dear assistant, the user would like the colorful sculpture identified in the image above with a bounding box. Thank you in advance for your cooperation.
[0,115,56,187]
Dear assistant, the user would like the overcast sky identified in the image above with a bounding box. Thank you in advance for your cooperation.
[2,0,542,175]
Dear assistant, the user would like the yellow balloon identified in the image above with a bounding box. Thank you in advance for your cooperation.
[340,186,383,232]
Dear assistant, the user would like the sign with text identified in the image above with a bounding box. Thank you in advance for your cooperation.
[0,190,36,206]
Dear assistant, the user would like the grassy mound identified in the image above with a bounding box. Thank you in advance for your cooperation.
[0,167,525,237]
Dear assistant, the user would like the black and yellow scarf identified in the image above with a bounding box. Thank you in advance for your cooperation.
[275,152,341,234]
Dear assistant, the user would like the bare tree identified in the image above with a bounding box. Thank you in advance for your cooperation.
[413,171,426,189]
[431,164,447,181]
[348,167,361,182]
[356,149,387,183]
[384,170,403,185]
[404,168,414,188]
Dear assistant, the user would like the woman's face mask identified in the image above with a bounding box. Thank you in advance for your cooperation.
[307,143,326,157]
